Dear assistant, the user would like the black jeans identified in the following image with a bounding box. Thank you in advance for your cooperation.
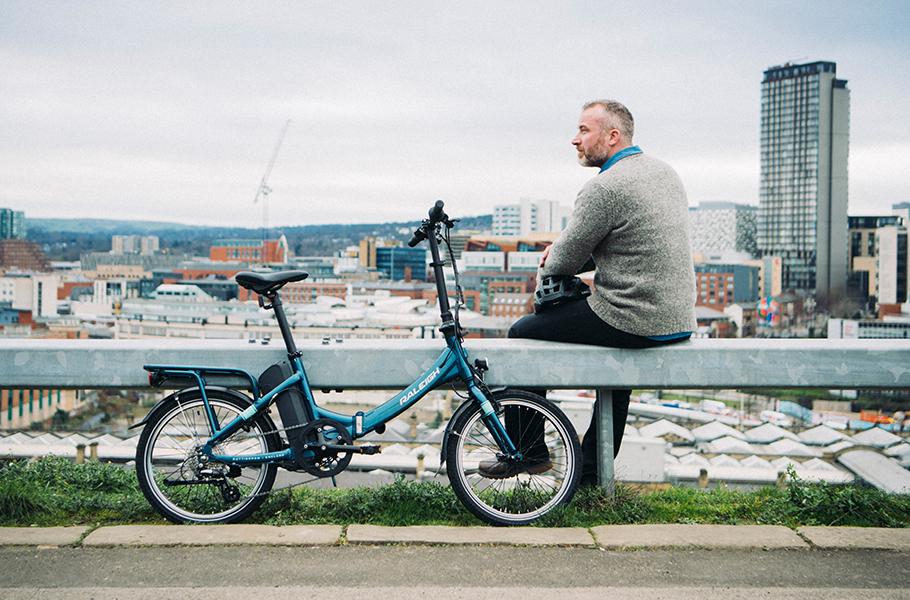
[506,298,689,482]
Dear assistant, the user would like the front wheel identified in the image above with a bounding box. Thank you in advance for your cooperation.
[135,389,279,524]
[446,390,581,525]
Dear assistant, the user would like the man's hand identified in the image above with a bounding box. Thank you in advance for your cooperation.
[536,245,552,287]
[539,245,552,268]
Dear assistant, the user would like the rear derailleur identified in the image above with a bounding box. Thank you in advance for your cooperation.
[163,450,243,503]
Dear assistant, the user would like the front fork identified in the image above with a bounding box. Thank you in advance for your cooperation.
[466,380,522,460]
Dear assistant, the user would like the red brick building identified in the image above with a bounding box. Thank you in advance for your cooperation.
[258,281,349,304]
[695,270,737,309]
[210,235,288,264]
[0,240,49,272]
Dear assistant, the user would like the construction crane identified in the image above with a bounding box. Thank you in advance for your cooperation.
[253,119,291,245]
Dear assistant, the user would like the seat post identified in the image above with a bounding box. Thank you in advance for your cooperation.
[270,293,299,357]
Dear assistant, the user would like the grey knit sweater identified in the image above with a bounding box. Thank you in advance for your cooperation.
[540,152,697,337]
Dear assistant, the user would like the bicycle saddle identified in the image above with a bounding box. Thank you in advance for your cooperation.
[235,270,309,294]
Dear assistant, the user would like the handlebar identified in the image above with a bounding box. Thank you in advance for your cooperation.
[408,200,448,247]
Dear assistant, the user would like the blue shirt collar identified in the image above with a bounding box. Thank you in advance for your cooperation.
[599,145,642,173]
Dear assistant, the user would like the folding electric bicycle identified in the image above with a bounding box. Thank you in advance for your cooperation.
[134,201,581,525]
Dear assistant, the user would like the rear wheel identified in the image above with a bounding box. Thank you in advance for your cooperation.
[135,389,279,523]
[446,390,581,525]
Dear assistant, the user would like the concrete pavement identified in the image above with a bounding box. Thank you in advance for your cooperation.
[1,546,908,598]
[0,587,906,600]
[1,524,909,550]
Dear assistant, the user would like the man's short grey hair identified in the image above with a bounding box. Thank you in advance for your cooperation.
[583,100,634,141]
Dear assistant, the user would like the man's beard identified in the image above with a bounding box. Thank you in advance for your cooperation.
[578,139,610,168]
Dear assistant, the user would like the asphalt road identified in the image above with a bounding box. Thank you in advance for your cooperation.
[1,546,908,599]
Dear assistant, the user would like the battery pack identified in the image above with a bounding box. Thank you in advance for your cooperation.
[258,361,310,449]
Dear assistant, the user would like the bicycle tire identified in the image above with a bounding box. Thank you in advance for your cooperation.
[135,389,279,524]
[446,389,581,525]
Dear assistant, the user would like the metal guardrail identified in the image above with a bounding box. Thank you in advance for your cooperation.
[2,338,909,389]
[2,337,909,488]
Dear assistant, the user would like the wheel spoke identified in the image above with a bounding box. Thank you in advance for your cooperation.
[448,395,579,525]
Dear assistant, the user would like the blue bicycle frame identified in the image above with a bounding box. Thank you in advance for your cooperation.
[143,213,519,469]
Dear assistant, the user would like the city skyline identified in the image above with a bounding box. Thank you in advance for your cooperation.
[2,2,908,227]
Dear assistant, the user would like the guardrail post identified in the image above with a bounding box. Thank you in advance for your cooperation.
[416,452,425,481]
[595,388,615,493]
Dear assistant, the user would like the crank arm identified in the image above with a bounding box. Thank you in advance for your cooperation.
[305,443,382,455]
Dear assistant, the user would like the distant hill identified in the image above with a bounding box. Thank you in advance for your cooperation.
[30,218,199,234]
[28,215,493,261]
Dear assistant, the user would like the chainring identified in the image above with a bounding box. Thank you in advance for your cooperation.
[294,418,354,478]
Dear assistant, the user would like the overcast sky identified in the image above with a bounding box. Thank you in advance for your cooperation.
[2,1,908,228]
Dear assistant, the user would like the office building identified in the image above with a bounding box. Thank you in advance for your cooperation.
[694,263,760,309]
[375,246,426,281]
[358,237,399,269]
[892,202,910,224]
[744,256,784,299]
[828,318,910,340]
[492,205,521,236]
[493,199,570,236]
[689,202,757,259]
[111,235,159,256]
[848,215,901,303]
[758,61,849,304]
[0,208,26,240]
[0,273,59,318]
[875,225,908,305]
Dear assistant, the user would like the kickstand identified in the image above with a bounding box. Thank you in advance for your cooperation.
[331,475,338,488]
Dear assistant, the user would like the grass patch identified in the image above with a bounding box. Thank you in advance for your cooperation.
[0,456,157,526]
[1,457,908,528]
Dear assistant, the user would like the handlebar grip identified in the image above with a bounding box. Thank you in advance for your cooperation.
[428,200,446,223]
[408,228,427,247]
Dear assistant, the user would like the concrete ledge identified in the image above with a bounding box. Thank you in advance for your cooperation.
[81,524,341,547]
[346,524,594,546]
[0,526,89,546]
[798,526,910,550]
[591,524,808,549]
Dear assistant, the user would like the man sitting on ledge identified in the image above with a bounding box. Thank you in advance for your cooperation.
[482,99,697,486]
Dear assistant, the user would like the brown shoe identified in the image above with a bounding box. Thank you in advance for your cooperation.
[477,458,553,479]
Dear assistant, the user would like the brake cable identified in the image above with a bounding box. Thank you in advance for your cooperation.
[442,222,466,336]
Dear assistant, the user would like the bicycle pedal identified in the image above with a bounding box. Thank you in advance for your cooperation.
[358,444,381,455]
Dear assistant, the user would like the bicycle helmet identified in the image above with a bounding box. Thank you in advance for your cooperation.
[534,275,591,312]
